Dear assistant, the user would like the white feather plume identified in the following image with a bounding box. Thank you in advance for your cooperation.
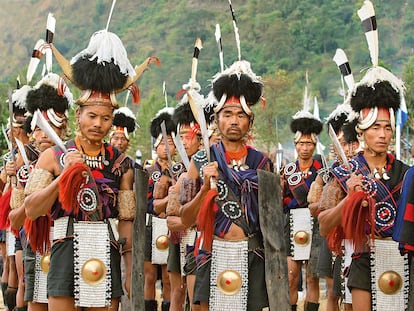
[333,48,355,91]
[70,30,136,78]
[26,39,46,84]
[358,0,378,67]
[215,24,224,72]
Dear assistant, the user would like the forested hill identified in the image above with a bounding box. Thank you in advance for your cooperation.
[1,0,414,159]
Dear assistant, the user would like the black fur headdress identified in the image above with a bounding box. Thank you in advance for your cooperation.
[113,107,137,134]
[150,107,176,139]
[290,115,323,136]
[212,60,263,115]
[26,73,73,115]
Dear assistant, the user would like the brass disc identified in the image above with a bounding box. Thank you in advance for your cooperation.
[155,235,169,251]
[81,258,107,285]
[217,270,242,295]
[40,253,51,274]
[294,230,310,246]
[378,270,402,295]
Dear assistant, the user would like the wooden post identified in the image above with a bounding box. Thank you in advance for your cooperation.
[258,169,290,310]
[131,167,149,310]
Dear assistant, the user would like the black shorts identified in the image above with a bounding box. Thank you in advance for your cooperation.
[347,253,370,292]
[15,236,22,252]
[167,241,181,274]
[317,238,333,278]
[0,230,6,243]
[23,246,37,302]
[332,255,342,297]
[144,225,152,262]
[47,238,123,298]
[193,250,268,310]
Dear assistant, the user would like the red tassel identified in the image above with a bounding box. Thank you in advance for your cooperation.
[342,191,373,253]
[196,189,218,253]
[58,162,90,215]
[128,83,140,105]
[24,215,51,254]
[326,225,345,255]
[0,189,12,230]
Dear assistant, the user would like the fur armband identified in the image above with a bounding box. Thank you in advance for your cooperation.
[180,178,200,205]
[24,168,54,197]
[153,181,168,199]
[166,191,180,216]
[10,188,24,210]
[319,181,345,211]
[307,181,323,204]
[118,190,136,220]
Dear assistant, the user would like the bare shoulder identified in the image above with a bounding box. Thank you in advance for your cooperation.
[35,148,60,176]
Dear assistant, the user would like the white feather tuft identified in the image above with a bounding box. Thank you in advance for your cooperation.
[358,0,378,67]
[46,13,56,38]
[12,85,31,109]
[313,97,320,121]
[27,39,46,84]
[70,30,135,78]
[333,48,355,91]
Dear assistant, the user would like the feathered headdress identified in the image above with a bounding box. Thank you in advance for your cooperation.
[290,76,323,143]
[110,107,138,141]
[150,107,175,148]
[50,2,160,108]
[350,0,404,131]
[26,72,73,131]
[211,1,264,116]
[212,60,263,115]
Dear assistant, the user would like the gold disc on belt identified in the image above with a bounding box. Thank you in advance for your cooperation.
[217,270,242,295]
[294,230,310,246]
[81,258,107,285]
[378,270,402,295]
[156,235,169,251]
[40,253,51,274]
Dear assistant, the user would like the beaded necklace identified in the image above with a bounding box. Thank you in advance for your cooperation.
[75,136,109,169]
[225,146,249,171]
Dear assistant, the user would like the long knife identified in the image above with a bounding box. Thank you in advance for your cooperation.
[7,87,17,186]
[171,129,190,171]
[2,124,12,155]
[15,138,30,169]
[328,124,349,170]
[33,110,67,153]
[8,88,15,161]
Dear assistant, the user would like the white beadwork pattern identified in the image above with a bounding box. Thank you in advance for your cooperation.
[290,208,313,261]
[209,238,248,311]
[151,217,169,265]
[73,222,111,307]
[33,252,48,303]
[179,228,197,276]
[370,239,408,311]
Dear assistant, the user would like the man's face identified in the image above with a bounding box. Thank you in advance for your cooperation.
[77,105,113,144]
[216,106,251,143]
[155,136,176,160]
[180,126,201,157]
[295,135,316,161]
[110,132,129,153]
[32,123,63,152]
[363,120,393,154]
